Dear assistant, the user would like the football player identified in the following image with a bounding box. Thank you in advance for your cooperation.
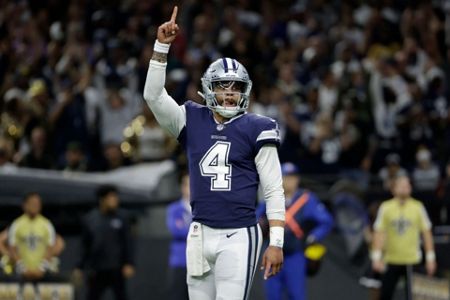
[143,6,285,300]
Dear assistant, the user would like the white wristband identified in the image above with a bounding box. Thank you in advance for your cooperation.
[426,251,436,262]
[269,226,284,248]
[154,40,170,54]
[370,250,382,262]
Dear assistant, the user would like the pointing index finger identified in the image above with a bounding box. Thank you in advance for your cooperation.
[170,6,178,23]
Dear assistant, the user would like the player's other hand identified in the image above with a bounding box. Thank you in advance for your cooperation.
[157,6,179,44]
[426,260,436,276]
[372,260,385,273]
[261,246,283,280]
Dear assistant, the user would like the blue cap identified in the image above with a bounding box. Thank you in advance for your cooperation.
[281,162,299,176]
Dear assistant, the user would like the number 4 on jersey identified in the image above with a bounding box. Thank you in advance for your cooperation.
[199,141,232,191]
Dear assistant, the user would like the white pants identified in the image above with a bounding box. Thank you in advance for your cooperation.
[187,223,262,300]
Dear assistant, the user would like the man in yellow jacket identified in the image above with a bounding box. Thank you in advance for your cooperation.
[371,175,436,300]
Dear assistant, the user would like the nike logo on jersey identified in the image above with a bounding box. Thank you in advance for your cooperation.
[226,232,238,238]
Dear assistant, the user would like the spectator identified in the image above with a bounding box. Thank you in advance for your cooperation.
[19,126,54,169]
[0,137,16,172]
[371,176,436,300]
[166,174,191,300]
[318,69,338,114]
[8,193,63,281]
[26,79,53,127]
[399,104,435,166]
[49,77,90,161]
[378,153,407,191]
[276,62,303,105]
[411,147,440,192]
[305,112,342,174]
[257,163,334,300]
[123,104,176,162]
[60,141,88,172]
[103,143,131,171]
[335,97,371,190]
[97,75,141,147]
[75,185,135,300]
[411,146,441,225]
[0,88,27,145]
[369,58,411,171]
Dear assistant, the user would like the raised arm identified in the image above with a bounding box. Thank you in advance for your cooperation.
[143,6,186,138]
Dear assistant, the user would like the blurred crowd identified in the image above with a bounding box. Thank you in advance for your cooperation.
[0,0,449,190]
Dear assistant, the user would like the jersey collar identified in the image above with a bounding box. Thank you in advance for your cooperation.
[212,111,247,125]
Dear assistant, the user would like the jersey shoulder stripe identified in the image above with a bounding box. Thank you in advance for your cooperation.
[256,129,280,142]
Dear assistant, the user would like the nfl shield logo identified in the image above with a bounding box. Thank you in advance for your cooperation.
[216,124,224,131]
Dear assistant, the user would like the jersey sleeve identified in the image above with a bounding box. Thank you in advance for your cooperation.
[7,221,18,246]
[418,203,432,231]
[176,101,198,147]
[254,117,281,154]
[373,203,387,232]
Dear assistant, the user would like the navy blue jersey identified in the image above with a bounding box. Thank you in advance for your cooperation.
[178,101,280,228]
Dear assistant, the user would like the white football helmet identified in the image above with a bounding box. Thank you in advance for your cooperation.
[198,58,252,119]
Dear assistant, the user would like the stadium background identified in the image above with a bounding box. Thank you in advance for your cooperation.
[0,0,450,299]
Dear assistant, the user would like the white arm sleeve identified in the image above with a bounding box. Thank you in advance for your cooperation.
[255,145,285,221]
[143,59,186,138]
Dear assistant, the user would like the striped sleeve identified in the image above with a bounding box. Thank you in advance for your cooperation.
[255,119,281,153]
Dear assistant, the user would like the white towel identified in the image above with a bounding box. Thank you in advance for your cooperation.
[186,222,210,276]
